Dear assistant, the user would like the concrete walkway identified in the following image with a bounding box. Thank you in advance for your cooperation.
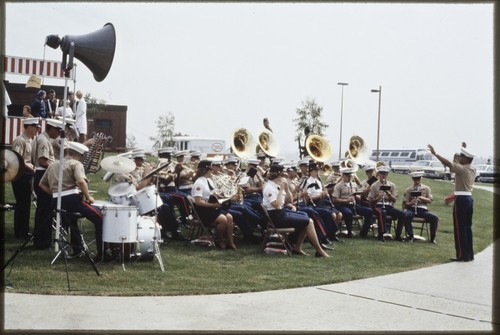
[3,240,498,332]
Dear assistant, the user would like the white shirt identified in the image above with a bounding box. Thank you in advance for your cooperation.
[262,179,284,211]
[191,176,215,200]
[305,176,323,198]
[74,98,87,134]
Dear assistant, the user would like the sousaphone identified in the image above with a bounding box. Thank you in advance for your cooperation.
[306,134,331,163]
[231,128,256,159]
[258,129,279,158]
[347,134,369,165]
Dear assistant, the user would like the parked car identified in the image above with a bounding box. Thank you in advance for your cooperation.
[477,165,500,183]
[473,164,490,182]
[406,160,450,179]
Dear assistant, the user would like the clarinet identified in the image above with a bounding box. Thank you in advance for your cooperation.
[414,185,420,215]
[349,181,357,215]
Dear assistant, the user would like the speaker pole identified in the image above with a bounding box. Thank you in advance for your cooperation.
[53,46,73,253]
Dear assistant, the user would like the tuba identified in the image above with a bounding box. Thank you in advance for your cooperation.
[306,135,331,163]
[258,129,279,157]
[347,135,369,165]
[231,128,256,159]
[340,158,359,173]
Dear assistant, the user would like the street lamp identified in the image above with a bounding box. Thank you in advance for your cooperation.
[371,86,382,162]
[337,82,348,160]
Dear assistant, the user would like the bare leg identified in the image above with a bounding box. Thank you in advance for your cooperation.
[305,220,330,257]
[214,215,227,249]
[225,214,236,249]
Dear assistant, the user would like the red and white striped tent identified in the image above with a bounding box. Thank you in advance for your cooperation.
[3,55,75,80]
[2,117,47,145]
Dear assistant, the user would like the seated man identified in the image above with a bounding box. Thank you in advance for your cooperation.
[39,142,107,262]
[402,171,439,244]
[332,167,373,238]
[367,165,412,242]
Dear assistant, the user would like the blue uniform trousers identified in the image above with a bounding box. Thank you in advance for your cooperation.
[453,195,474,260]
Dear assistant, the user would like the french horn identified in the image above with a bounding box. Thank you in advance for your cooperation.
[347,135,369,165]
[258,129,279,158]
[305,134,331,163]
[231,128,256,159]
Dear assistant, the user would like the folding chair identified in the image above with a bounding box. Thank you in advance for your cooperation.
[258,204,295,256]
[186,196,215,247]
[410,217,430,241]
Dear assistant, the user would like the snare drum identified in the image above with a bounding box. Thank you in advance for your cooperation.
[129,185,163,215]
[133,216,162,258]
[108,182,136,205]
[102,204,138,243]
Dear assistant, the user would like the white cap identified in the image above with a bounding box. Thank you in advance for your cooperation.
[377,165,390,173]
[210,155,224,165]
[132,150,146,159]
[69,142,88,155]
[190,150,201,157]
[410,171,424,178]
[363,164,375,171]
[460,147,474,158]
[23,117,39,126]
[224,157,239,165]
[330,161,341,167]
[246,157,260,165]
[174,150,189,157]
[298,157,310,166]
[340,167,355,174]
[46,119,63,129]
[158,147,174,154]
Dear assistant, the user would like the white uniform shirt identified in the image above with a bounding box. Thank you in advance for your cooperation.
[305,176,323,198]
[74,98,87,135]
[262,179,284,211]
[192,176,215,200]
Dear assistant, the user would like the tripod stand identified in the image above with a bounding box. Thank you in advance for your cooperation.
[49,208,100,290]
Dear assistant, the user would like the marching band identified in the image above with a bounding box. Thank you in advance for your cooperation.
[4,122,444,265]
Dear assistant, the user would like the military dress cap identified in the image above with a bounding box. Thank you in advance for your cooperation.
[269,164,284,173]
[132,150,146,159]
[298,157,311,166]
[46,118,64,129]
[224,157,239,165]
[363,164,375,171]
[158,147,174,155]
[460,147,474,158]
[377,165,390,173]
[340,167,355,174]
[174,150,189,157]
[246,157,260,165]
[198,160,212,169]
[256,151,267,159]
[271,157,284,164]
[410,171,424,178]
[330,161,341,167]
[308,162,320,171]
[190,150,201,157]
[69,142,89,155]
[23,117,40,126]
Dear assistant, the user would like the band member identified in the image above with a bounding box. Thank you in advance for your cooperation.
[32,118,63,250]
[115,149,153,190]
[188,150,201,170]
[192,160,236,250]
[304,162,343,242]
[11,118,39,239]
[402,171,439,244]
[39,142,106,262]
[367,165,411,242]
[240,157,264,207]
[358,164,378,206]
[325,161,342,187]
[212,158,261,243]
[332,167,373,238]
[174,150,195,195]
[262,164,330,257]
[428,144,476,261]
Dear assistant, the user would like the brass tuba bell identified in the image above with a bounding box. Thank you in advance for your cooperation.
[347,135,369,165]
[258,129,279,158]
[231,128,256,159]
[306,134,332,163]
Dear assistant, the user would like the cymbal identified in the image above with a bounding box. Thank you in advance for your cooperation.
[100,155,135,174]
[1,149,25,182]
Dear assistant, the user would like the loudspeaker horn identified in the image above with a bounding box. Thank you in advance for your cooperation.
[46,23,116,82]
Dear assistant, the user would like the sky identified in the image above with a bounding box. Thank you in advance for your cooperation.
[3,2,495,162]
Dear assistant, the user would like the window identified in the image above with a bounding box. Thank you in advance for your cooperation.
[390,152,399,157]
[381,152,390,157]
[400,152,410,157]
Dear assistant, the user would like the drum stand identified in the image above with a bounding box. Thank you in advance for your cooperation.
[50,209,100,290]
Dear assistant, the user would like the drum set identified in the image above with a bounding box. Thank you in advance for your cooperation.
[99,155,165,271]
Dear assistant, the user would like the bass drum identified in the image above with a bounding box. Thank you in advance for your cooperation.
[133,216,162,260]
[108,182,136,205]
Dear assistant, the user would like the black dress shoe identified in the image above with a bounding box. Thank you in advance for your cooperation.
[331,236,343,243]
[450,258,465,262]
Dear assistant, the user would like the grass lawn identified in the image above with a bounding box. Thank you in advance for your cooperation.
[1,155,496,296]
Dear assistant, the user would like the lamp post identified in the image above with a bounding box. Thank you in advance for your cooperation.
[371,86,382,161]
[337,82,348,160]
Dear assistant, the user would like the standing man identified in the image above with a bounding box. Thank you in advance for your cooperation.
[74,90,87,143]
[31,90,47,118]
[428,144,476,261]
[10,118,39,239]
[44,89,59,118]
[32,118,63,250]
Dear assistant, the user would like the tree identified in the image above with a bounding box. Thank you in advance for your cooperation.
[293,98,329,157]
[126,134,137,149]
[85,93,106,119]
[149,113,176,150]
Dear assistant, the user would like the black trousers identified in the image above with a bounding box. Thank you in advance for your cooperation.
[11,173,33,238]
